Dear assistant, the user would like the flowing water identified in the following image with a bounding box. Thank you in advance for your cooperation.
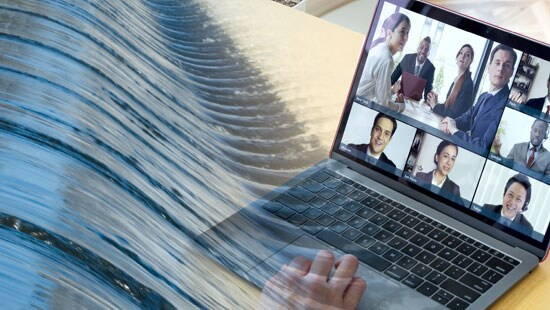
[0,0,351,308]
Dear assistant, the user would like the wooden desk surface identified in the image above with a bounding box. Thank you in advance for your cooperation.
[205,0,549,308]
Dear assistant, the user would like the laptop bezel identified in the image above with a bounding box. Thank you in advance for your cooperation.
[329,0,550,260]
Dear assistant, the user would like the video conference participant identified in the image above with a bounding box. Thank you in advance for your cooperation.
[506,119,550,175]
[525,74,550,115]
[415,140,461,197]
[356,13,410,108]
[482,174,534,235]
[439,44,517,151]
[391,37,435,101]
[347,112,397,168]
[427,44,475,118]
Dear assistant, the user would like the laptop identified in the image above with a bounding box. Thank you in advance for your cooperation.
[197,0,550,309]
[402,71,427,101]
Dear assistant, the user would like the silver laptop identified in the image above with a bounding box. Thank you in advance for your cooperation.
[197,0,550,308]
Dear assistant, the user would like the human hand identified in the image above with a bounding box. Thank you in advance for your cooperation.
[258,251,366,310]
[439,117,458,135]
[392,81,401,94]
[426,91,438,109]
[509,92,526,104]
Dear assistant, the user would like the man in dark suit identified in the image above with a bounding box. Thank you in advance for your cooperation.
[391,37,435,101]
[482,174,534,235]
[348,112,397,168]
[439,44,517,151]
[525,74,550,115]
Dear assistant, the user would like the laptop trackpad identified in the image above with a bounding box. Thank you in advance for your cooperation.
[251,235,401,309]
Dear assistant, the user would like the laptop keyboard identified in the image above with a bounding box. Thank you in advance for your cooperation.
[262,169,520,310]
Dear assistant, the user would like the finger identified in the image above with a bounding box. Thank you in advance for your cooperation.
[308,250,334,280]
[333,254,359,280]
[344,277,367,308]
[286,256,312,276]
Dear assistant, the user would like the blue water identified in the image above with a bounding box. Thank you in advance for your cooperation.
[0,0,327,308]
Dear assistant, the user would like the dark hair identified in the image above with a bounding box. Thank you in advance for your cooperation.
[433,140,458,165]
[504,174,531,211]
[372,112,397,137]
[445,44,475,109]
[422,36,431,44]
[489,44,517,65]
[371,13,411,47]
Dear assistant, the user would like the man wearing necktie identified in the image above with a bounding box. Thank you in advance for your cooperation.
[525,74,550,115]
[391,37,435,101]
[439,44,517,151]
[506,119,550,175]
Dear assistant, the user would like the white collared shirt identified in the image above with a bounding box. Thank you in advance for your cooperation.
[526,142,543,163]
[431,171,446,188]
[366,147,381,160]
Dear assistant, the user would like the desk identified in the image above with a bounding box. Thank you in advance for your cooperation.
[402,98,443,129]
[206,0,550,308]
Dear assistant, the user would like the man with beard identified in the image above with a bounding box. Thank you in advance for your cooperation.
[507,119,550,175]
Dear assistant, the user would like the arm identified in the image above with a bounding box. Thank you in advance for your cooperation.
[423,62,435,100]
[447,77,474,118]
[453,117,498,150]
[391,59,404,86]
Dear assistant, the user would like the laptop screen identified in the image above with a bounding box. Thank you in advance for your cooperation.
[332,0,550,255]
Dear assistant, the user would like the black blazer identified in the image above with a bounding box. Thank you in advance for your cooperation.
[391,53,435,100]
[347,143,396,168]
[432,74,474,118]
[525,96,547,111]
[482,204,534,234]
[415,170,461,198]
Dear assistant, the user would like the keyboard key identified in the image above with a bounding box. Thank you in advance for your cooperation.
[275,207,295,219]
[410,234,430,246]
[453,254,473,269]
[303,208,323,220]
[342,227,362,241]
[310,171,330,183]
[317,230,391,272]
[387,236,407,250]
[324,178,342,189]
[471,250,491,263]
[416,282,438,297]
[385,265,408,281]
[369,242,390,255]
[356,207,376,219]
[318,188,337,200]
[334,209,354,222]
[288,186,316,202]
[503,256,520,266]
[387,209,407,221]
[467,262,488,277]
[263,201,283,213]
[316,214,336,227]
[411,263,432,277]
[485,256,514,274]
[426,270,447,285]
[373,203,393,214]
[331,194,350,206]
[481,269,503,284]
[383,249,403,262]
[459,235,475,244]
[414,222,434,235]
[444,266,465,279]
[395,226,415,239]
[403,274,424,289]
[300,179,325,193]
[417,251,437,265]
[361,196,380,208]
[396,256,418,270]
[382,220,402,233]
[369,214,389,226]
[323,170,341,179]
[328,221,348,234]
[321,203,340,215]
[309,196,328,208]
[342,201,362,213]
[374,230,394,243]
[424,241,444,254]
[430,258,451,272]
[347,216,367,229]
[441,278,481,303]
[438,248,459,261]
[456,243,475,256]
[360,222,380,236]
[401,215,420,227]
[401,244,422,257]
[336,183,355,195]
[432,291,451,306]
[277,194,310,213]
[427,229,448,242]
[347,190,367,202]
[288,214,308,226]
[442,235,462,248]
[447,298,469,310]
[460,273,492,293]
[355,235,375,248]
[300,221,324,235]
